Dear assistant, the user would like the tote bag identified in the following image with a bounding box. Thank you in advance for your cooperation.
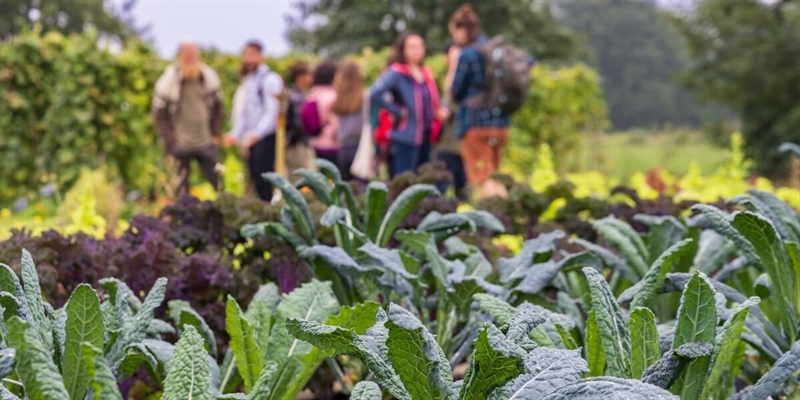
[350,96,376,180]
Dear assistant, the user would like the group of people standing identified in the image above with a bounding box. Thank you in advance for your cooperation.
[152,4,532,202]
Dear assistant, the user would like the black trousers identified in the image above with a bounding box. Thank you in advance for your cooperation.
[337,144,358,182]
[249,134,276,202]
[436,151,468,200]
[174,145,220,195]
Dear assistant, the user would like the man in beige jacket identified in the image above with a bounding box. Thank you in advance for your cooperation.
[152,40,223,195]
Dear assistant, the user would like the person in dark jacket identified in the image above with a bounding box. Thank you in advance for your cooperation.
[285,62,315,177]
[436,40,467,200]
[369,33,448,177]
[449,4,511,199]
[152,40,223,195]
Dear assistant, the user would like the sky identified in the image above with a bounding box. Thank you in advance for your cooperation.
[131,0,294,58]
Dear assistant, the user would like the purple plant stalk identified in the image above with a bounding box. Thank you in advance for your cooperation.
[276,258,302,294]
[119,377,132,399]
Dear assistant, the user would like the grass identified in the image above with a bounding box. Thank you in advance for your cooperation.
[578,129,729,180]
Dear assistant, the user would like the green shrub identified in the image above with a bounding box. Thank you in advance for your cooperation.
[0,28,164,202]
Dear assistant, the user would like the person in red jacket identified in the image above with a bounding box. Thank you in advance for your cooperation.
[372,57,394,171]
[370,33,448,177]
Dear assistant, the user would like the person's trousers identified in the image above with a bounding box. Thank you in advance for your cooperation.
[460,127,509,185]
[436,151,468,200]
[249,134,276,202]
[285,141,316,182]
[315,149,338,169]
[389,140,431,178]
[337,144,358,182]
[174,145,220,195]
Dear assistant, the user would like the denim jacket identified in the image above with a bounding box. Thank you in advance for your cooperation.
[450,36,512,138]
[369,63,441,146]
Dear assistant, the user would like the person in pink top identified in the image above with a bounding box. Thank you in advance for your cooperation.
[305,62,339,165]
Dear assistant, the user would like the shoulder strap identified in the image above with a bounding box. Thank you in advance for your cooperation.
[256,70,266,107]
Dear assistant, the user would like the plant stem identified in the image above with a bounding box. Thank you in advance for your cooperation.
[219,356,236,392]
[2,378,22,387]
[327,357,351,395]
[436,285,449,349]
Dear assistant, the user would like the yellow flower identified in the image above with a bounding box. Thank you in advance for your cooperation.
[679,161,705,192]
[34,215,43,224]
[457,203,475,213]
[190,184,217,201]
[776,187,800,210]
[659,170,678,196]
[567,171,608,198]
[493,234,524,255]
[753,177,774,191]
[529,144,559,193]
[629,173,659,200]
[115,219,130,236]
[0,208,10,219]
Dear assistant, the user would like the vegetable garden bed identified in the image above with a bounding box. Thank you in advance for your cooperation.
[0,160,798,399]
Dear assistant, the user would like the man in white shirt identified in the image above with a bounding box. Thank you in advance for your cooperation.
[227,40,284,202]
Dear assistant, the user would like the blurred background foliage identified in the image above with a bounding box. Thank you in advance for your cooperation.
[0,27,607,204]
[0,0,797,208]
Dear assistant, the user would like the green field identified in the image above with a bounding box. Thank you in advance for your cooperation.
[579,129,729,180]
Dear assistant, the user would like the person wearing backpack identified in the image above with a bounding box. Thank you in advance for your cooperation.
[226,40,284,202]
[435,39,468,201]
[449,4,533,199]
[370,33,447,178]
[284,62,315,178]
[304,62,339,165]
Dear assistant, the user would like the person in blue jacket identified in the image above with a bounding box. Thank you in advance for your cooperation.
[448,4,535,199]
[370,33,449,178]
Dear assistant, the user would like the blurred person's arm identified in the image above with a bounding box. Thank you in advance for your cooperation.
[152,67,179,154]
[451,49,480,102]
[444,45,462,99]
[209,88,224,144]
[369,72,403,118]
[228,77,250,145]
[153,102,175,154]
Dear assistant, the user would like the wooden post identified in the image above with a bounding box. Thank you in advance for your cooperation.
[267,89,288,203]
[275,89,288,179]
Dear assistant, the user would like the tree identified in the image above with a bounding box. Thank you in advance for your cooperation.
[0,0,139,40]
[558,0,723,130]
[671,0,800,178]
[285,0,581,61]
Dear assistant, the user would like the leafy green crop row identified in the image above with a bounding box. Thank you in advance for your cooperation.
[0,161,798,399]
